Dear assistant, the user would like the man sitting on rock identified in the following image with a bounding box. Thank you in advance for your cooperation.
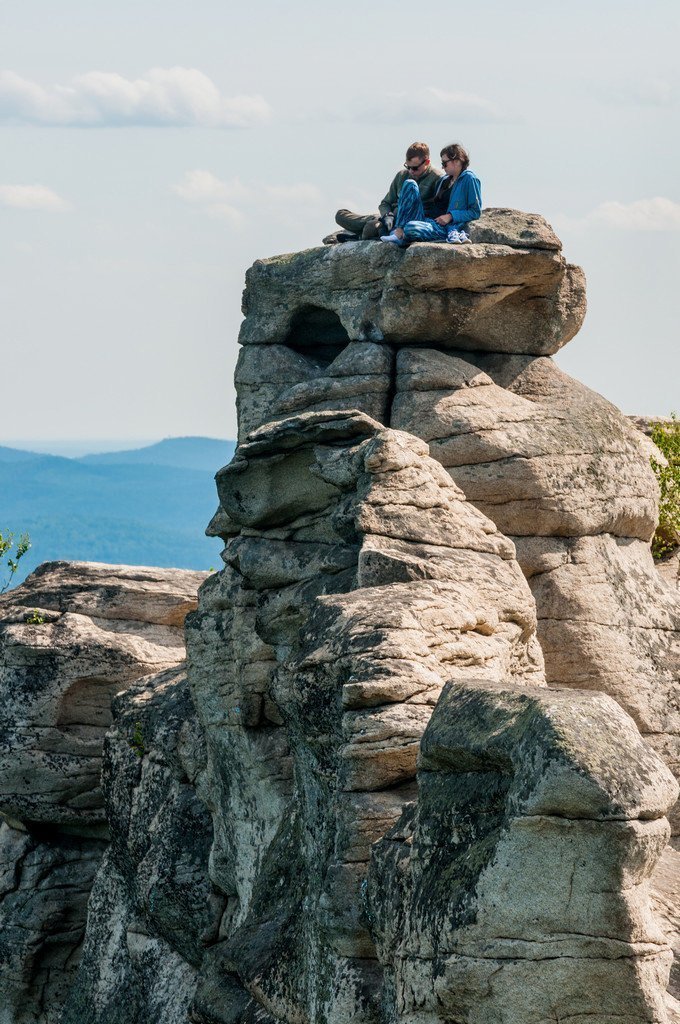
[323,142,444,244]
[381,142,482,246]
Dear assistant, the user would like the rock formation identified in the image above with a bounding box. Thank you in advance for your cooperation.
[1,209,678,1022]
[233,218,680,839]
[60,666,221,1024]
[368,681,676,1023]
[0,562,206,1024]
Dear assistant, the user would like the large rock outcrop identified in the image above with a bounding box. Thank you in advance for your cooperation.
[368,681,677,1023]
[187,411,547,1021]
[0,562,206,1024]
[238,209,585,357]
[2,210,678,1023]
[184,408,677,1022]
[234,223,680,840]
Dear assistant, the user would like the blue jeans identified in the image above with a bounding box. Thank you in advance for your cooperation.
[394,179,456,242]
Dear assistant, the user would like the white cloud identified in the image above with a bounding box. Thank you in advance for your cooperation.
[0,184,70,211]
[0,68,271,128]
[172,170,323,225]
[555,197,680,232]
[338,87,507,124]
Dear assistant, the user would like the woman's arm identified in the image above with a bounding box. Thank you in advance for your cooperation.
[447,175,482,226]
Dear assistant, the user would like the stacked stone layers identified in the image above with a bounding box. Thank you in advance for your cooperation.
[185,409,677,1022]
[2,210,677,1023]
[0,562,206,1024]
[234,223,680,840]
[227,214,680,1016]
[188,411,547,1021]
[368,681,677,1024]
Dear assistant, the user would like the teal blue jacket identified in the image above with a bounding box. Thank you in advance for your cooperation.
[447,169,482,227]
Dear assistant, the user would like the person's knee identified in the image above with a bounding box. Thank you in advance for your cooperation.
[402,179,419,194]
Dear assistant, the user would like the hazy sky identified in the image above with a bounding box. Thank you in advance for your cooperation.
[1,0,678,444]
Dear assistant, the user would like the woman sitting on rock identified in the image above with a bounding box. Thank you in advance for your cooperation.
[381,143,482,246]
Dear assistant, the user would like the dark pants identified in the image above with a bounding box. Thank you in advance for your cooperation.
[335,208,383,239]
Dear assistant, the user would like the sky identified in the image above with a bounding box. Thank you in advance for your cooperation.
[0,0,678,445]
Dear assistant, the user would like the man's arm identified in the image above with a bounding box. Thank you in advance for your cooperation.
[379,172,403,217]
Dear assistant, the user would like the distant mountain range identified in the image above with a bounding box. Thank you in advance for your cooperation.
[0,437,236,588]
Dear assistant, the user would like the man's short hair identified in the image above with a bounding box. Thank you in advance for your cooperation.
[440,143,470,170]
[406,142,430,161]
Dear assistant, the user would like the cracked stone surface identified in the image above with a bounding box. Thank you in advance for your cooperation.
[0,821,107,1024]
[181,409,677,1022]
[367,680,678,1024]
[61,667,223,1024]
[0,562,206,1024]
[224,224,679,1014]
[0,561,206,829]
[186,412,546,1021]
[235,262,679,839]
[238,211,585,355]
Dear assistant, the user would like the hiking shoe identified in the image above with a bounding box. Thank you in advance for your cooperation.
[322,230,360,245]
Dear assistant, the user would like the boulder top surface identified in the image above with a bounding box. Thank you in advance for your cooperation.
[238,208,586,357]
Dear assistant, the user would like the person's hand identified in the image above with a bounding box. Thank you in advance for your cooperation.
[435,213,453,226]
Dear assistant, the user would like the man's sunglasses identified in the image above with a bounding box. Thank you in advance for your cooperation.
[404,160,426,171]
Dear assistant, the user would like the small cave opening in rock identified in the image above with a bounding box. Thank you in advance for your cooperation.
[284,305,350,368]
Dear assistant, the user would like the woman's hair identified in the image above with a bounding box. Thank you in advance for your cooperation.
[440,143,470,170]
[406,141,430,161]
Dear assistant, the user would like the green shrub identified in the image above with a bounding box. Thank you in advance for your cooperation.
[0,531,31,594]
[129,721,146,759]
[650,415,680,559]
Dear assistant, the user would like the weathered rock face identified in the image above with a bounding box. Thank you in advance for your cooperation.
[61,667,222,1024]
[654,842,680,1003]
[0,561,205,829]
[0,821,107,1024]
[368,681,677,1024]
[0,562,206,1024]
[182,407,677,1022]
[215,213,678,1017]
[234,222,679,837]
[239,211,586,358]
[3,210,678,1022]
[187,411,547,1021]
[390,348,680,830]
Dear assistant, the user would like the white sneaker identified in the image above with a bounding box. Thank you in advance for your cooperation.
[446,229,461,244]
[380,233,402,244]
[458,231,470,243]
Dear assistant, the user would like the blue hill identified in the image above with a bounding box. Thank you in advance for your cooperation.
[78,436,235,472]
[0,437,236,588]
[0,445,45,463]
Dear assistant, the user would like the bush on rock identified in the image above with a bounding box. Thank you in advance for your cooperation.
[651,415,680,558]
